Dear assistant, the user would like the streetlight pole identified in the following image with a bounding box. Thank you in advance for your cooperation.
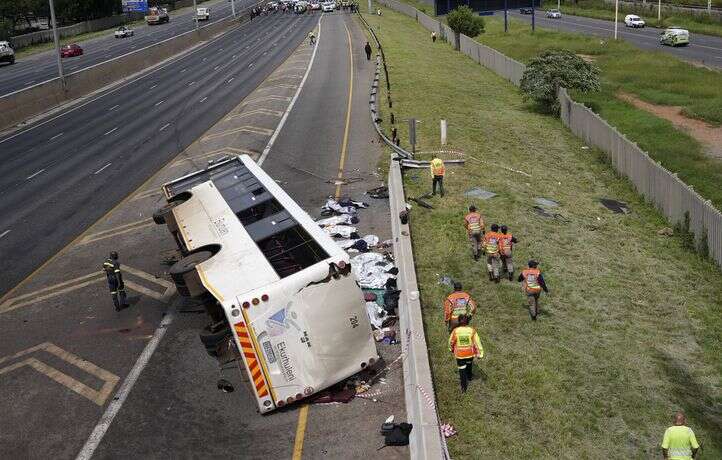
[48,0,65,88]
[658,0,661,21]
[504,0,508,33]
[614,0,619,39]
[531,1,536,33]
[193,0,199,30]
[231,0,236,18]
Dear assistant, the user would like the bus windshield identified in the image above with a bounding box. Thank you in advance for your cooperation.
[157,155,378,413]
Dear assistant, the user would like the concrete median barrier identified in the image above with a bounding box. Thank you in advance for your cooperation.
[0,7,259,132]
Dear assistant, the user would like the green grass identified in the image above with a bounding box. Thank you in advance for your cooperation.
[362,6,722,459]
[472,16,722,211]
[554,0,722,38]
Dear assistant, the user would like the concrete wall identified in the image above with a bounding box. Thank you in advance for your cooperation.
[0,11,251,131]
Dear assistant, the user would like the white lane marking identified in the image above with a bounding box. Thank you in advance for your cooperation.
[159,123,171,131]
[214,65,220,70]
[94,163,111,174]
[202,57,207,61]
[227,77,234,83]
[180,68,187,73]
[109,105,120,111]
[248,62,254,68]
[0,230,10,240]
[155,100,164,106]
[188,81,196,86]
[26,80,35,85]
[232,54,237,59]
[75,310,175,460]
[26,169,46,180]
[49,133,64,141]
[200,96,208,103]
[104,127,118,136]
[259,15,323,166]
[150,84,157,89]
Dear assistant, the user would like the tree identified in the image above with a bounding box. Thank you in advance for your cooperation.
[520,49,601,115]
[447,5,485,38]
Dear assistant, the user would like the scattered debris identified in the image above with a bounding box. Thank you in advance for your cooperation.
[464,187,497,200]
[534,197,559,208]
[440,423,457,438]
[381,422,413,446]
[321,197,369,216]
[351,253,397,289]
[409,197,434,209]
[658,227,674,236]
[311,387,356,404]
[532,206,570,222]
[438,275,454,287]
[373,327,397,342]
[338,234,380,251]
[322,225,358,239]
[316,214,358,226]
[367,186,389,199]
[217,379,234,393]
[581,146,590,150]
[600,198,630,214]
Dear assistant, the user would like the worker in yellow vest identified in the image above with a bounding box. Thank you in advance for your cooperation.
[518,260,549,320]
[499,225,518,280]
[661,411,699,460]
[482,223,502,282]
[448,315,483,393]
[430,157,445,197]
[443,281,477,331]
[464,205,485,260]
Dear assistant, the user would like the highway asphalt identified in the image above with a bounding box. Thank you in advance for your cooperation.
[508,10,722,68]
[0,0,255,96]
[0,11,317,297]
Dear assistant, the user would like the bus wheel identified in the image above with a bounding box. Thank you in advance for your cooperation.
[199,322,231,357]
[169,250,213,297]
[153,201,183,225]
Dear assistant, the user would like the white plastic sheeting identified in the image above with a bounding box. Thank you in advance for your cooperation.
[316,214,356,227]
[323,225,357,238]
[351,252,396,289]
[366,301,387,329]
[337,234,379,250]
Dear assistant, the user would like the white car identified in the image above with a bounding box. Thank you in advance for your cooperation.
[624,14,645,28]
[114,26,134,38]
[197,7,210,20]
[322,1,336,12]
[0,41,15,65]
[546,9,562,18]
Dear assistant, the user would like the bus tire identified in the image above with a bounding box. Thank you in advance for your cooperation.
[169,250,213,297]
[153,201,183,225]
[199,323,231,357]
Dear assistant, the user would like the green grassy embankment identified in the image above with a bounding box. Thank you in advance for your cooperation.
[472,16,722,211]
[361,6,722,459]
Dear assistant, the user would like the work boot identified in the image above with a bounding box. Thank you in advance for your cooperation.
[508,272,514,281]
[494,275,500,284]
[488,272,493,281]
[474,253,479,261]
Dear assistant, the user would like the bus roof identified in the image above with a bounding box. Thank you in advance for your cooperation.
[165,155,350,302]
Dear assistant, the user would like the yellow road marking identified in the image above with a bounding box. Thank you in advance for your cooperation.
[335,22,355,199]
[292,404,310,460]
[0,342,120,406]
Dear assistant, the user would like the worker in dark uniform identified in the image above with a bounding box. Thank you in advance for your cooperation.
[364,41,372,60]
[103,251,128,311]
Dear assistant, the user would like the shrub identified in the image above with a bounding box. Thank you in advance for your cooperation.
[447,5,485,38]
[520,49,601,114]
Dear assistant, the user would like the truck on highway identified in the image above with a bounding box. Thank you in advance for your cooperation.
[0,41,15,65]
[145,7,170,25]
[154,155,378,413]
[196,7,211,20]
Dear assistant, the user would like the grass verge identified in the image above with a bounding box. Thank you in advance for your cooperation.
[363,6,722,458]
[472,16,722,211]
[555,0,722,38]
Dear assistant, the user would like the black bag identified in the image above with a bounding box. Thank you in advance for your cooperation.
[383,423,413,446]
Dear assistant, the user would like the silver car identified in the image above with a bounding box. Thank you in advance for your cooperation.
[546,9,562,18]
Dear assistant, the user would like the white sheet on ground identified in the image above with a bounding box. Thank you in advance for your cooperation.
[316,215,355,227]
[351,252,396,289]
[322,225,357,238]
[366,301,386,329]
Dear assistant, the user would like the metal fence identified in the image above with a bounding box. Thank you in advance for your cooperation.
[377,0,722,270]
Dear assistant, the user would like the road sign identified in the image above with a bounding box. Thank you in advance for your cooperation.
[122,0,148,13]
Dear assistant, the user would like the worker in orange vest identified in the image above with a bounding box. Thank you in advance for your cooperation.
[499,225,518,280]
[518,260,549,320]
[443,281,477,331]
[464,205,485,260]
[448,315,483,393]
[430,157,445,197]
[482,223,502,282]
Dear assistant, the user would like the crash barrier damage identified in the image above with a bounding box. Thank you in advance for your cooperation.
[357,10,449,460]
[0,2,263,132]
[376,0,722,277]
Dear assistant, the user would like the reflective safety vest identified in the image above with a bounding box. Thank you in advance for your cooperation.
[430,158,445,177]
[448,326,483,359]
[464,212,484,236]
[522,268,542,293]
[444,291,476,321]
[499,233,514,256]
[662,426,699,460]
[483,232,500,255]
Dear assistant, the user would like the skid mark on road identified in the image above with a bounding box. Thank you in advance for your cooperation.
[200,125,274,142]
[77,218,155,246]
[0,342,120,406]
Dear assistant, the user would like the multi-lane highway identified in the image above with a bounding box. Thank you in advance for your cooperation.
[509,10,722,68]
[0,0,256,96]
[0,11,316,297]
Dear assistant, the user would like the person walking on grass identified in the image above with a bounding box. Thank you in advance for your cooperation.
[364,41,372,60]
[431,31,437,42]
[482,224,502,282]
[448,315,483,393]
[662,411,700,460]
[443,281,477,332]
[464,205,485,260]
[499,225,518,280]
[430,157,445,197]
[518,260,549,320]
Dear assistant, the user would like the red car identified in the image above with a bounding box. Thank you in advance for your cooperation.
[60,44,83,58]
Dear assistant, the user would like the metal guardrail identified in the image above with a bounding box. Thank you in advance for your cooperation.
[356,10,448,460]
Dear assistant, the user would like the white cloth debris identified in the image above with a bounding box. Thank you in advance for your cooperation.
[337,234,379,250]
[316,215,355,227]
[322,225,357,239]
[351,252,396,289]
[323,198,357,215]
[366,301,386,329]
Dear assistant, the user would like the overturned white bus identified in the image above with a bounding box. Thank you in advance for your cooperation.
[154,155,378,413]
